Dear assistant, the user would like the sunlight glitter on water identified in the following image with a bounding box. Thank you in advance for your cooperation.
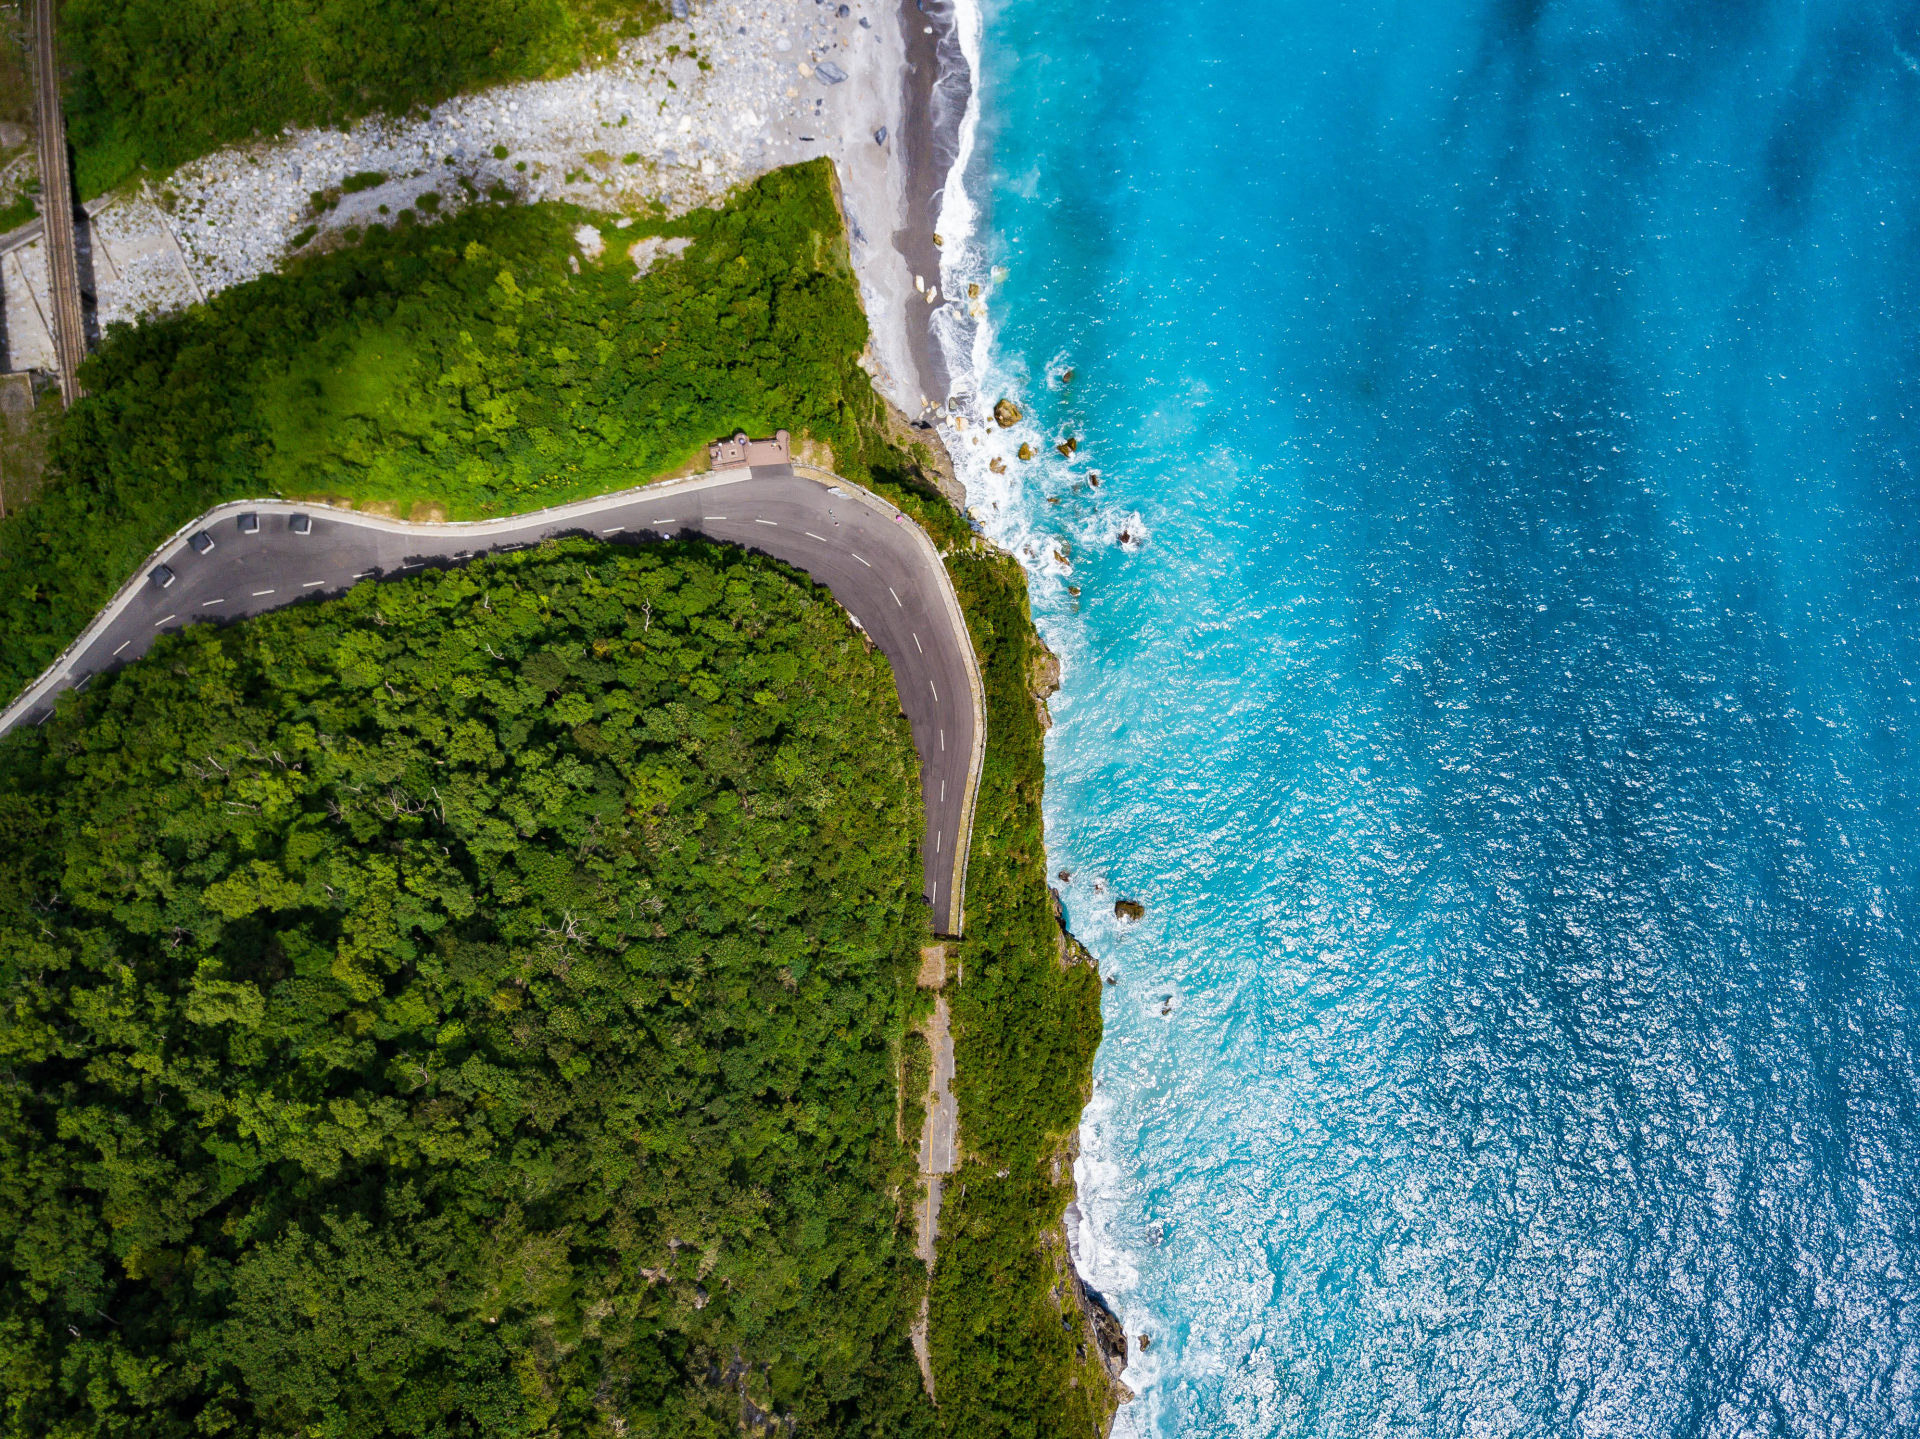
[940,0,1920,1433]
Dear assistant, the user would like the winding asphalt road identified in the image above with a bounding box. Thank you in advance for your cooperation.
[0,465,986,936]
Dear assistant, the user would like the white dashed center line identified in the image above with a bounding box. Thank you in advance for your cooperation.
[154,614,176,627]
[929,680,939,703]
[202,598,224,606]
[935,830,942,853]
[651,517,677,525]
[703,515,727,521]
[805,531,829,542]
[940,780,946,802]
[940,728,946,751]
[302,580,325,588]
[889,586,902,606]
[112,640,130,656]
[852,552,871,567]
[252,589,275,597]
[755,519,778,526]
[602,525,625,535]
[913,633,923,653]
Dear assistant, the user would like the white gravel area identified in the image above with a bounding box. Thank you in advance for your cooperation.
[0,0,932,412]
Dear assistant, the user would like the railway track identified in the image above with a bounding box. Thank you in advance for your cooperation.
[30,0,85,405]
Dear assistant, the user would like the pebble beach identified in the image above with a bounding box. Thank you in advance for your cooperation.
[0,0,964,423]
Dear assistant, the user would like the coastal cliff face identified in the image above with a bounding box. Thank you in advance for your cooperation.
[929,544,1116,1438]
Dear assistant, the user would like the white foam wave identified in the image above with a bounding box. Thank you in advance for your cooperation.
[929,2,1155,1415]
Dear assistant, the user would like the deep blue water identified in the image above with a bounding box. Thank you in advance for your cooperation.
[939,0,1920,1433]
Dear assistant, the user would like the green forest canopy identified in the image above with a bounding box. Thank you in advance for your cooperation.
[0,160,894,702]
[60,0,670,195]
[0,539,936,1436]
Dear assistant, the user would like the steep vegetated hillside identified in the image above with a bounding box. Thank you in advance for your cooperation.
[0,159,896,699]
[0,540,934,1435]
[0,155,1113,1436]
[61,0,670,195]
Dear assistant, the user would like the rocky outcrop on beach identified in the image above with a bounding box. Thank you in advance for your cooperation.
[1031,635,1062,730]
[1049,886,1098,971]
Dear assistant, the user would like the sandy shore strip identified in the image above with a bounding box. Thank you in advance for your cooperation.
[887,0,972,415]
[0,0,964,426]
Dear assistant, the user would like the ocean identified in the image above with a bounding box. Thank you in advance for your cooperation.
[934,0,1920,1434]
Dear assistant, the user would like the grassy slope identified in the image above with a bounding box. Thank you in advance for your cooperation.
[0,160,885,700]
[60,0,671,196]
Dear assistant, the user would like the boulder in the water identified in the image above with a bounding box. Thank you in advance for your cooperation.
[989,456,1007,474]
[1018,443,1035,461]
[1114,899,1146,921]
[994,398,1023,428]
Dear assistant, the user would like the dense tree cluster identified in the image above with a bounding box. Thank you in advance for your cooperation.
[61,0,668,194]
[0,161,873,699]
[0,541,934,1436]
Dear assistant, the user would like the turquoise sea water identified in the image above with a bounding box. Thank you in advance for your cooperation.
[938,0,1920,1433]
